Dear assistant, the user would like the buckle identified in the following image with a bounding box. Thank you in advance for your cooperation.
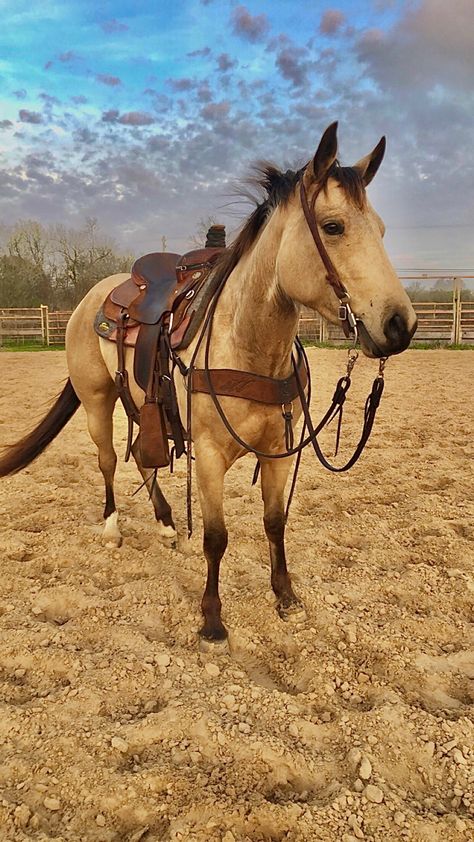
[339,304,348,321]
[339,303,357,331]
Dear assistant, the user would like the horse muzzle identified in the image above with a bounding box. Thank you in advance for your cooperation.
[358,311,418,358]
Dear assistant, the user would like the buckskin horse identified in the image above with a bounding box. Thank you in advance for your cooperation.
[0,123,417,646]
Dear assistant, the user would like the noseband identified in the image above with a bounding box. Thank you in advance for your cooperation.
[299,178,358,342]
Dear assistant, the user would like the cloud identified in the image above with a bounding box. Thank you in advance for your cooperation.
[71,95,88,104]
[117,111,155,126]
[197,83,213,103]
[59,51,78,63]
[275,47,311,87]
[100,19,129,34]
[0,120,13,130]
[217,53,237,72]
[102,109,119,123]
[96,74,122,87]
[167,77,194,92]
[201,101,231,122]
[73,127,97,145]
[13,89,27,99]
[39,93,60,105]
[231,5,270,43]
[356,0,474,91]
[320,10,346,35]
[187,47,212,58]
[19,110,43,124]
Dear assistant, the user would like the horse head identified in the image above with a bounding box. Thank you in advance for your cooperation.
[277,122,417,357]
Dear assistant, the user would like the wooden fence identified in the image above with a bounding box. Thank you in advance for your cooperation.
[299,276,474,344]
[299,299,474,344]
[0,306,71,346]
[1,277,473,347]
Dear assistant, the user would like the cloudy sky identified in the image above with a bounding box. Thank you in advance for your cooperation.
[1,0,473,272]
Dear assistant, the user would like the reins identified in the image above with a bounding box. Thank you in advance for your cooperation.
[178,171,388,535]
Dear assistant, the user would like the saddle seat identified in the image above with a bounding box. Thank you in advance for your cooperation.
[109,252,181,324]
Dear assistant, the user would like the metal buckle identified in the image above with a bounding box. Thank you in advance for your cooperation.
[339,302,358,339]
[339,304,348,321]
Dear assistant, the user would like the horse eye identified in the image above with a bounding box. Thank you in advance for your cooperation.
[322,221,344,235]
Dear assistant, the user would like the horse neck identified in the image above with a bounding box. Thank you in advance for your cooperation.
[217,210,300,377]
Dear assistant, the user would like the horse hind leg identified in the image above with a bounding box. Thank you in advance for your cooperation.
[131,434,177,546]
[260,459,306,621]
[83,389,122,547]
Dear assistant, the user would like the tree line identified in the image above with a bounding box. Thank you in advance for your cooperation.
[405,279,473,302]
[0,218,134,310]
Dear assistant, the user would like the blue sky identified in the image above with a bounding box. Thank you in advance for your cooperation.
[1,0,473,271]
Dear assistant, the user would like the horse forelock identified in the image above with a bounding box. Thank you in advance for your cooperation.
[325,161,366,210]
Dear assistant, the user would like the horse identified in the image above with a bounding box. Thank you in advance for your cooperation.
[0,123,417,647]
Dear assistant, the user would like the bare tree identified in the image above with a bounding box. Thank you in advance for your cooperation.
[0,217,133,308]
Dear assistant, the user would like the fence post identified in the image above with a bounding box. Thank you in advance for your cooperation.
[40,305,46,344]
[319,315,328,343]
[41,305,50,346]
[452,278,462,345]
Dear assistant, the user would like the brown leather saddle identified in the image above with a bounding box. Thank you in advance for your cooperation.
[96,246,224,345]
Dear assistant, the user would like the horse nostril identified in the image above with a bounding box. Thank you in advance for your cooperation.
[383,311,416,353]
[385,312,407,345]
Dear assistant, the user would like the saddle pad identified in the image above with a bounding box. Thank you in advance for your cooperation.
[94,307,139,347]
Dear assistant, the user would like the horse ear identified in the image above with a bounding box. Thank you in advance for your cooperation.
[308,121,338,183]
[354,136,386,186]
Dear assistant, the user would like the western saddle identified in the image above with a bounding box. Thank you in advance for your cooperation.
[95,224,306,475]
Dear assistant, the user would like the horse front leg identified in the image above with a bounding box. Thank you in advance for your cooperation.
[195,444,229,645]
[260,458,306,621]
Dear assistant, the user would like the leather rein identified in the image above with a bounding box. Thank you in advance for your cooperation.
[179,173,387,533]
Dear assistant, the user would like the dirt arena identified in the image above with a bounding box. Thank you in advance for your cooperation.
[0,348,473,842]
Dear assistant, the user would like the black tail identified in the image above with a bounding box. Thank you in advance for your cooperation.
[0,378,81,477]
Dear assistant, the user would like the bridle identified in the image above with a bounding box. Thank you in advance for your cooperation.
[299,177,359,343]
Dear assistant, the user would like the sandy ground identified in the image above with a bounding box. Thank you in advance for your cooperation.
[0,348,473,842]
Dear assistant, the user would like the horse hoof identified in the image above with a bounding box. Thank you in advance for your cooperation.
[156,521,177,547]
[104,536,123,549]
[102,512,123,548]
[278,602,307,623]
[199,635,230,654]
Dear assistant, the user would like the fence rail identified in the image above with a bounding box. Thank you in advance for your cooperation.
[1,276,473,347]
